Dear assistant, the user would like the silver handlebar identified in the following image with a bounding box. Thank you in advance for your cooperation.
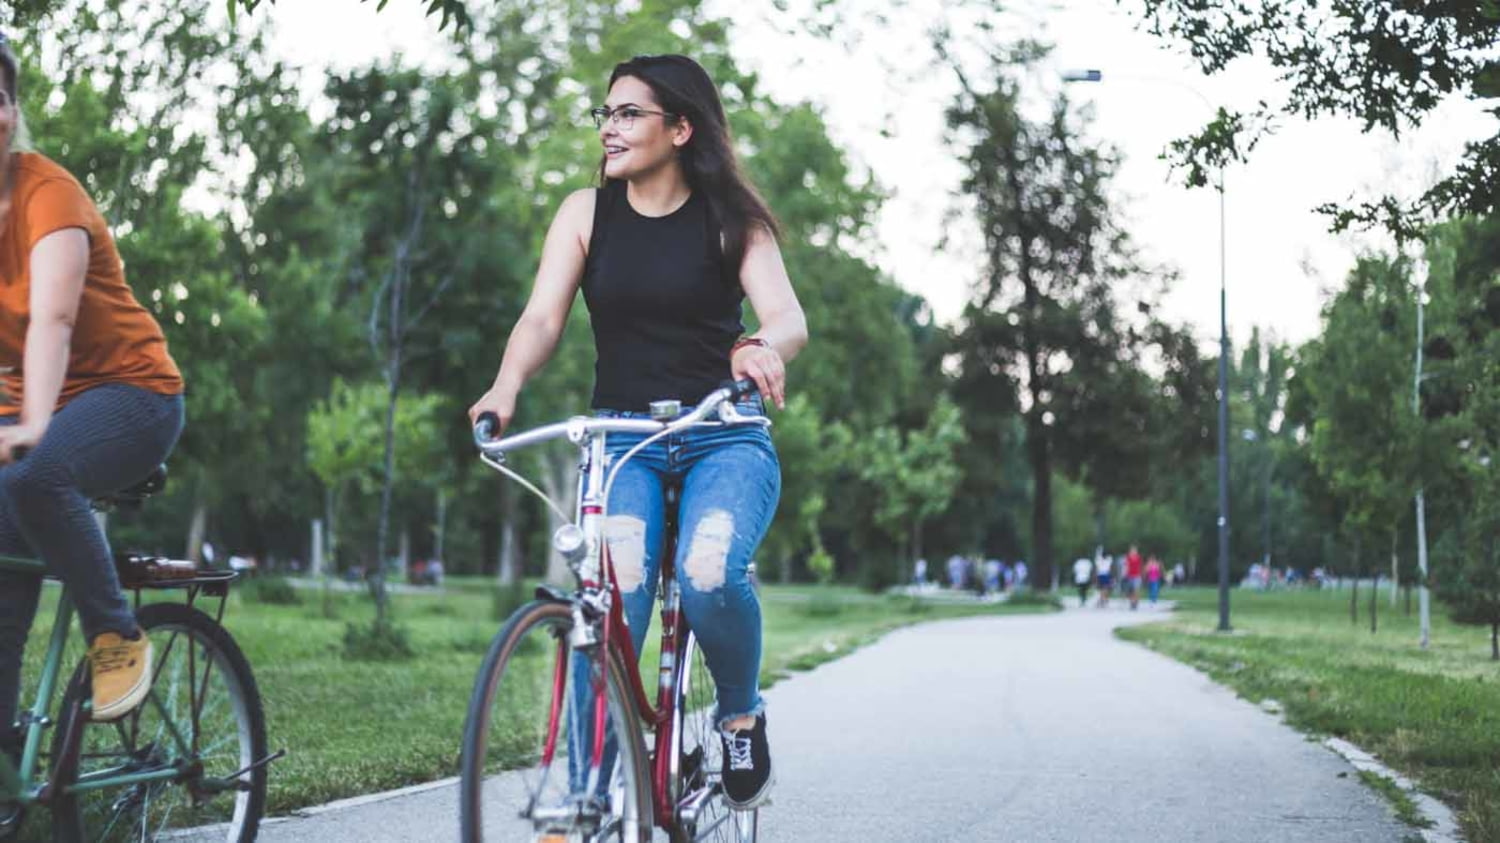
[473,385,764,459]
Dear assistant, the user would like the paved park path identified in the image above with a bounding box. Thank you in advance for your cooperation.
[260,603,1411,842]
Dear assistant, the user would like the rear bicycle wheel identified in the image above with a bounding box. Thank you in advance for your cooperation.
[672,631,758,842]
[459,600,651,842]
[50,601,268,842]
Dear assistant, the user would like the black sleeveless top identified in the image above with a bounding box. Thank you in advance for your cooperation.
[582,181,744,411]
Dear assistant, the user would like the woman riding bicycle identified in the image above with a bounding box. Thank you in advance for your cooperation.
[469,53,806,808]
[0,33,185,761]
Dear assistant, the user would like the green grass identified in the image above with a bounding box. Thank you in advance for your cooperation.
[1120,587,1500,842]
[11,580,1049,822]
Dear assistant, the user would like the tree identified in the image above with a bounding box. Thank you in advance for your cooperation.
[1435,466,1500,660]
[755,395,844,584]
[226,0,470,31]
[313,57,521,616]
[1134,1,1500,240]
[305,379,445,575]
[1297,255,1425,630]
[944,44,1169,589]
[853,397,967,582]
[1423,214,1500,654]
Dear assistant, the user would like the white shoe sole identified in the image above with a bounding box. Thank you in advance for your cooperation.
[723,768,775,811]
[91,641,153,722]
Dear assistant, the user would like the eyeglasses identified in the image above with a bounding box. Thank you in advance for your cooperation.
[589,105,675,131]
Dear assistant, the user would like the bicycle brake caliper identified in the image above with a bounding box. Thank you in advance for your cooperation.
[568,602,600,650]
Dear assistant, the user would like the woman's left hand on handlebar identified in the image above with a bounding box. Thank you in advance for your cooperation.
[0,423,43,464]
[731,343,786,410]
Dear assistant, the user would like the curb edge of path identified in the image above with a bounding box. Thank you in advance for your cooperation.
[1117,609,1463,842]
[1322,736,1463,843]
[256,775,462,830]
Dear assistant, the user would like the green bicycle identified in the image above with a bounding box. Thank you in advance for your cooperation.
[0,467,276,842]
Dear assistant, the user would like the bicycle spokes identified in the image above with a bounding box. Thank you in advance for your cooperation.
[57,609,263,842]
[461,601,649,842]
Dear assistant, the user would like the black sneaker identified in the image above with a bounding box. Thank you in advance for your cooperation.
[720,714,773,808]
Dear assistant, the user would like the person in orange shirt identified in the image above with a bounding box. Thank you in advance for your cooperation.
[0,31,184,765]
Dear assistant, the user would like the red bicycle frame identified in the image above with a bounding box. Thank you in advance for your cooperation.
[577,501,693,830]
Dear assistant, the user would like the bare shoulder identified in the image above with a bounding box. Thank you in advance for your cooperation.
[556,187,597,255]
[746,221,780,250]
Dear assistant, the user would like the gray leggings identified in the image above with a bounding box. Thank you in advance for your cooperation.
[0,383,183,746]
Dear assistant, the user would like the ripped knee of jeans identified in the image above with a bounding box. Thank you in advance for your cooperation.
[684,509,734,592]
[604,515,648,593]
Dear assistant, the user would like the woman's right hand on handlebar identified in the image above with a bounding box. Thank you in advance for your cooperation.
[468,385,517,439]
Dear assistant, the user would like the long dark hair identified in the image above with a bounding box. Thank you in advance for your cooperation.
[599,55,779,283]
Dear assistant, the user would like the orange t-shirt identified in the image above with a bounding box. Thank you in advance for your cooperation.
[0,152,182,414]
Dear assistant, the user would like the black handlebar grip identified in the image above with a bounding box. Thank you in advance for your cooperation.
[474,412,500,442]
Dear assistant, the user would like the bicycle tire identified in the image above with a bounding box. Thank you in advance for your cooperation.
[672,630,758,843]
[50,602,268,843]
[459,599,651,843]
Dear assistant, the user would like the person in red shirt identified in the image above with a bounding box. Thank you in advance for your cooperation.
[1124,545,1144,610]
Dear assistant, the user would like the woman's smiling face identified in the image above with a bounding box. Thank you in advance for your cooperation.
[599,75,689,181]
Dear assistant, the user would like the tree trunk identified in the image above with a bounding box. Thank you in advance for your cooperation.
[480,488,499,579]
[779,553,793,584]
[911,519,924,565]
[398,526,411,583]
[1026,409,1055,592]
[1350,534,1362,625]
[311,519,324,578]
[1369,566,1378,634]
[1390,532,1399,609]
[370,360,403,621]
[434,489,448,564]
[498,483,520,586]
[1350,575,1359,624]
[540,451,576,585]
[185,492,208,564]
[1404,584,1412,616]
[324,485,339,576]
[1492,623,1498,661]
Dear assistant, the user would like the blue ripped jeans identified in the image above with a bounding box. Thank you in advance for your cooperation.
[598,397,780,726]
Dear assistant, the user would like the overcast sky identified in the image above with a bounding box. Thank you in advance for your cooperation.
[264,0,1495,349]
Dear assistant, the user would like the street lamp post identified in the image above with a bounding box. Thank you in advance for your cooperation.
[1062,67,1232,631]
[1413,261,1431,649]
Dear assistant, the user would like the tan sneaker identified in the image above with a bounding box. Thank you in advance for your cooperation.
[88,631,153,722]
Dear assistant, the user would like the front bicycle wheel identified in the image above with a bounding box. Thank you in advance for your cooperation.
[673,631,758,843]
[459,600,651,843]
[50,602,268,843]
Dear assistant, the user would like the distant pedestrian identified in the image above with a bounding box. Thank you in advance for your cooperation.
[1095,553,1113,607]
[947,554,965,590]
[984,559,1002,594]
[1073,557,1093,607]
[1014,559,1029,590]
[1145,556,1163,604]
[913,557,928,587]
[1124,545,1144,610]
